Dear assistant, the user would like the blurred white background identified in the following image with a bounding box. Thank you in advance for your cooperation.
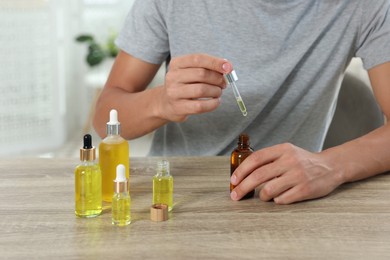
[0,0,161,158]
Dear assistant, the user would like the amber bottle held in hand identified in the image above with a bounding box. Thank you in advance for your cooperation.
[230,134,255,199]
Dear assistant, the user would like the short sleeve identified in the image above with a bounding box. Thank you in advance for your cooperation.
[115,0,169,64]
[355,0,390,70]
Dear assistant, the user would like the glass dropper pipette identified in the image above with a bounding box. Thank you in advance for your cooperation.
[225,70,248,116]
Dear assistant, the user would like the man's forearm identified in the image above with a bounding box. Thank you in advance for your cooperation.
[321,122,390,184]
[93,85,167,140]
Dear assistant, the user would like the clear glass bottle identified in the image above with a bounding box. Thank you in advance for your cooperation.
[112,164,131,226]
[153,160,174,211]
[230,133,255,199]
[75,134,102,217]
[99,109,129,202]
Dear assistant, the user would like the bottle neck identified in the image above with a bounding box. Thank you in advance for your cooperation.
[80,147,96,161]
[81,160,97,166]
[237,134,251,149]
[107,124,120,136]
[238,143,250,149]
[156,160,170,177]
[114,181,129,194]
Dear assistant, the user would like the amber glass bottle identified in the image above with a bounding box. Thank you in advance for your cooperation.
[230,134,255,199]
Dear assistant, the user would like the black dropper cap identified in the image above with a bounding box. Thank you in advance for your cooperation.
[80,134,96,161]
[83,134,93,149]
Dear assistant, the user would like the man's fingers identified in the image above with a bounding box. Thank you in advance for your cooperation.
[169,67,227,88]
[170,53,232,74]
[259,174,296,202]
[188,84,223,99]
[231,145,286,186]
[160,53,230,121]
[176,98,221,115]
[231,162,285,201]
[171,83,223,100]
[273,184,314,205]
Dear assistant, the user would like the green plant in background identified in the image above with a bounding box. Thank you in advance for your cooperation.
[75,32,119,67]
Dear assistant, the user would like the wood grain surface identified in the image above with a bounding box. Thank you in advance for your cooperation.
[0,157,390,259]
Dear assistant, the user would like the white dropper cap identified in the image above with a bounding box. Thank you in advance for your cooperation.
[115,164,126,182]
[114,164,129,193]
[106,109,120,135]
[109,109,119,125]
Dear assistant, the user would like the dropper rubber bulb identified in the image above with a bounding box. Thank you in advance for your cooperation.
[83,134,92,149]
[115,164,126,182]
[114,164,128,193]
[106,109,120,135]
[109,109,119,125]
[80,134,96,161]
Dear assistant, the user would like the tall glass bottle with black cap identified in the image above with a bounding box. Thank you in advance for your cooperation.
[75,134,102,217]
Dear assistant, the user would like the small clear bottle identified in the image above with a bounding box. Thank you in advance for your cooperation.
[112,164,131,226]
[99,109,129,202]
[75,134,102,217]
[153,160,174,211]
[230,133,255,199]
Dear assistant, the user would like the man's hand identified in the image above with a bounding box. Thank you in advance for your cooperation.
[230,143,345,204]
[157,54,232,122]
[229,62,390,205]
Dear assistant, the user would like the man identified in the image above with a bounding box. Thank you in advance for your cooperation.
[93,0,390,204]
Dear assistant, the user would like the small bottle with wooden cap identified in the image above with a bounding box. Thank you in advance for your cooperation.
[230,133,255,199]
[112,164,131,226]
[153,160,174,211]
[74,134,102,217]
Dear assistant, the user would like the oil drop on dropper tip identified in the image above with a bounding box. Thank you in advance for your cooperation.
[225,70,248,117]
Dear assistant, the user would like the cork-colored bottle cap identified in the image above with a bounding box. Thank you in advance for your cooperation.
[150,204,168,222]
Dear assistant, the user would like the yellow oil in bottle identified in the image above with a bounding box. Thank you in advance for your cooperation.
[75,163,102,217]
[112,193,131,226]
[99,137,129,202]
[153,175,173,211]
[112,164,131,226]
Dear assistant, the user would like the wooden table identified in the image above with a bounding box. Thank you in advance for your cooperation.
[1,157,390,259]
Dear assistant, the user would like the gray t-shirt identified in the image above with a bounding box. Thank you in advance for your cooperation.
[116,0,390,156]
